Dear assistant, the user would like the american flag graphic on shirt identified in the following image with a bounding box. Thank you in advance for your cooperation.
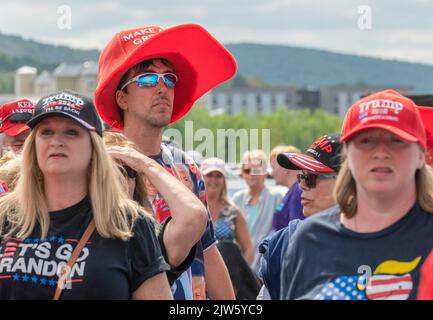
[315,256,421,300]
[366,274,412,300]
[315,276,367,300]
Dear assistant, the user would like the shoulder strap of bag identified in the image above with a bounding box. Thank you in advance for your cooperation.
[53,219,96,300]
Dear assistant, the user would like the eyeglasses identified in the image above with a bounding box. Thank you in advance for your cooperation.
[0,112,33,126]
[296,172,337,188]
[120,73,178,91]
[242,167,267,175]
[119,165,138,179]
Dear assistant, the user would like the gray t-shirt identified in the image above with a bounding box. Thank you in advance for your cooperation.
[281,203,433,300]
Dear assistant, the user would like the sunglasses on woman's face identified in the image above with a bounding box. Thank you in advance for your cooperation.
[242,167,266,175]
[296,172,337,188]
[120,72,178,91]
[119,165,138,179]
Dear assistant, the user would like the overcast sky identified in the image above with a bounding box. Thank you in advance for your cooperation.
[2,0,433,65]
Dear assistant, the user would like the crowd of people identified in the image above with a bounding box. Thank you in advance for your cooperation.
[0,23,433,300]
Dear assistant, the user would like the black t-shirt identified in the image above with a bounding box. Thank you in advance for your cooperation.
[281,203,433,300]
[0,196,170,299]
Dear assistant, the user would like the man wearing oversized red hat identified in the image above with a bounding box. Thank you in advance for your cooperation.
[0,99,35,155]
[95,24,237,300]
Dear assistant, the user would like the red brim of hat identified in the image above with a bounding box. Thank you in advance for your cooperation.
[341,124,423,148]
[2,124,30,137]
[95,24,237,130]
[277,153,334,173]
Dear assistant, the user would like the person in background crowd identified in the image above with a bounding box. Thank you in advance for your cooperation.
[0,99,35,155]
[269,145,304,231]
[202,157,261,299]
[202,157,253,264]
[232,149,284,272]
[94,24,236,299]
[0,90,172,299]
[281,90,433,300]
[258,134,342,300]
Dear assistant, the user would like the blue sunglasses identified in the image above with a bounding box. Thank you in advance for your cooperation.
[120,72,178,91]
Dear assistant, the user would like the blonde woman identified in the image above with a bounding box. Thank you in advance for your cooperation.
[233,150,284,272]
[281,90,433,300]
[0,90,172,300]
[202,157,261,299]
[202,158,253,264]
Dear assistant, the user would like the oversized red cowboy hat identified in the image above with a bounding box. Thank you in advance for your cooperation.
[95,24,237,130]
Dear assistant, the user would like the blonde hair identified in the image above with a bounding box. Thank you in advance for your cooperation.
[241,149,269,171]
[0,129,151,241]
[103,131,149,210]
[270,145,301,161]
[0,151,22,191]
[335,147,433,218]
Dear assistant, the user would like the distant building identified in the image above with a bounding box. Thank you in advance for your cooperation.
[34,70,54,96]
[319,84,414,118]
[1,66,38,105]
[15,66,37,97]
[13,61,97,101]
[5,65,418,119]
[208,87,314,115]
[50,61,97,97]
[298,88,320,111]
[208,84,415,117]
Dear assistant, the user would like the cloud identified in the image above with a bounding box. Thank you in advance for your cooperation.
[1,0,433,65]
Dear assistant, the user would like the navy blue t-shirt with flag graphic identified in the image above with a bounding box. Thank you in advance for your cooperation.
[0,196,170,299]
[149,143,217,300]
[281,203,433,300]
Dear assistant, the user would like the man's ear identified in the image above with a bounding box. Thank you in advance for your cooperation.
[116,90,128,111]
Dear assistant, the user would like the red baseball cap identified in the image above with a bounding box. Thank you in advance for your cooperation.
[0,99,35,137]
[341,90,427,150]
[95,24,237,130]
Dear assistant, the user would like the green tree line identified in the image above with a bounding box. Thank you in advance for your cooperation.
[165,105,343,161]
